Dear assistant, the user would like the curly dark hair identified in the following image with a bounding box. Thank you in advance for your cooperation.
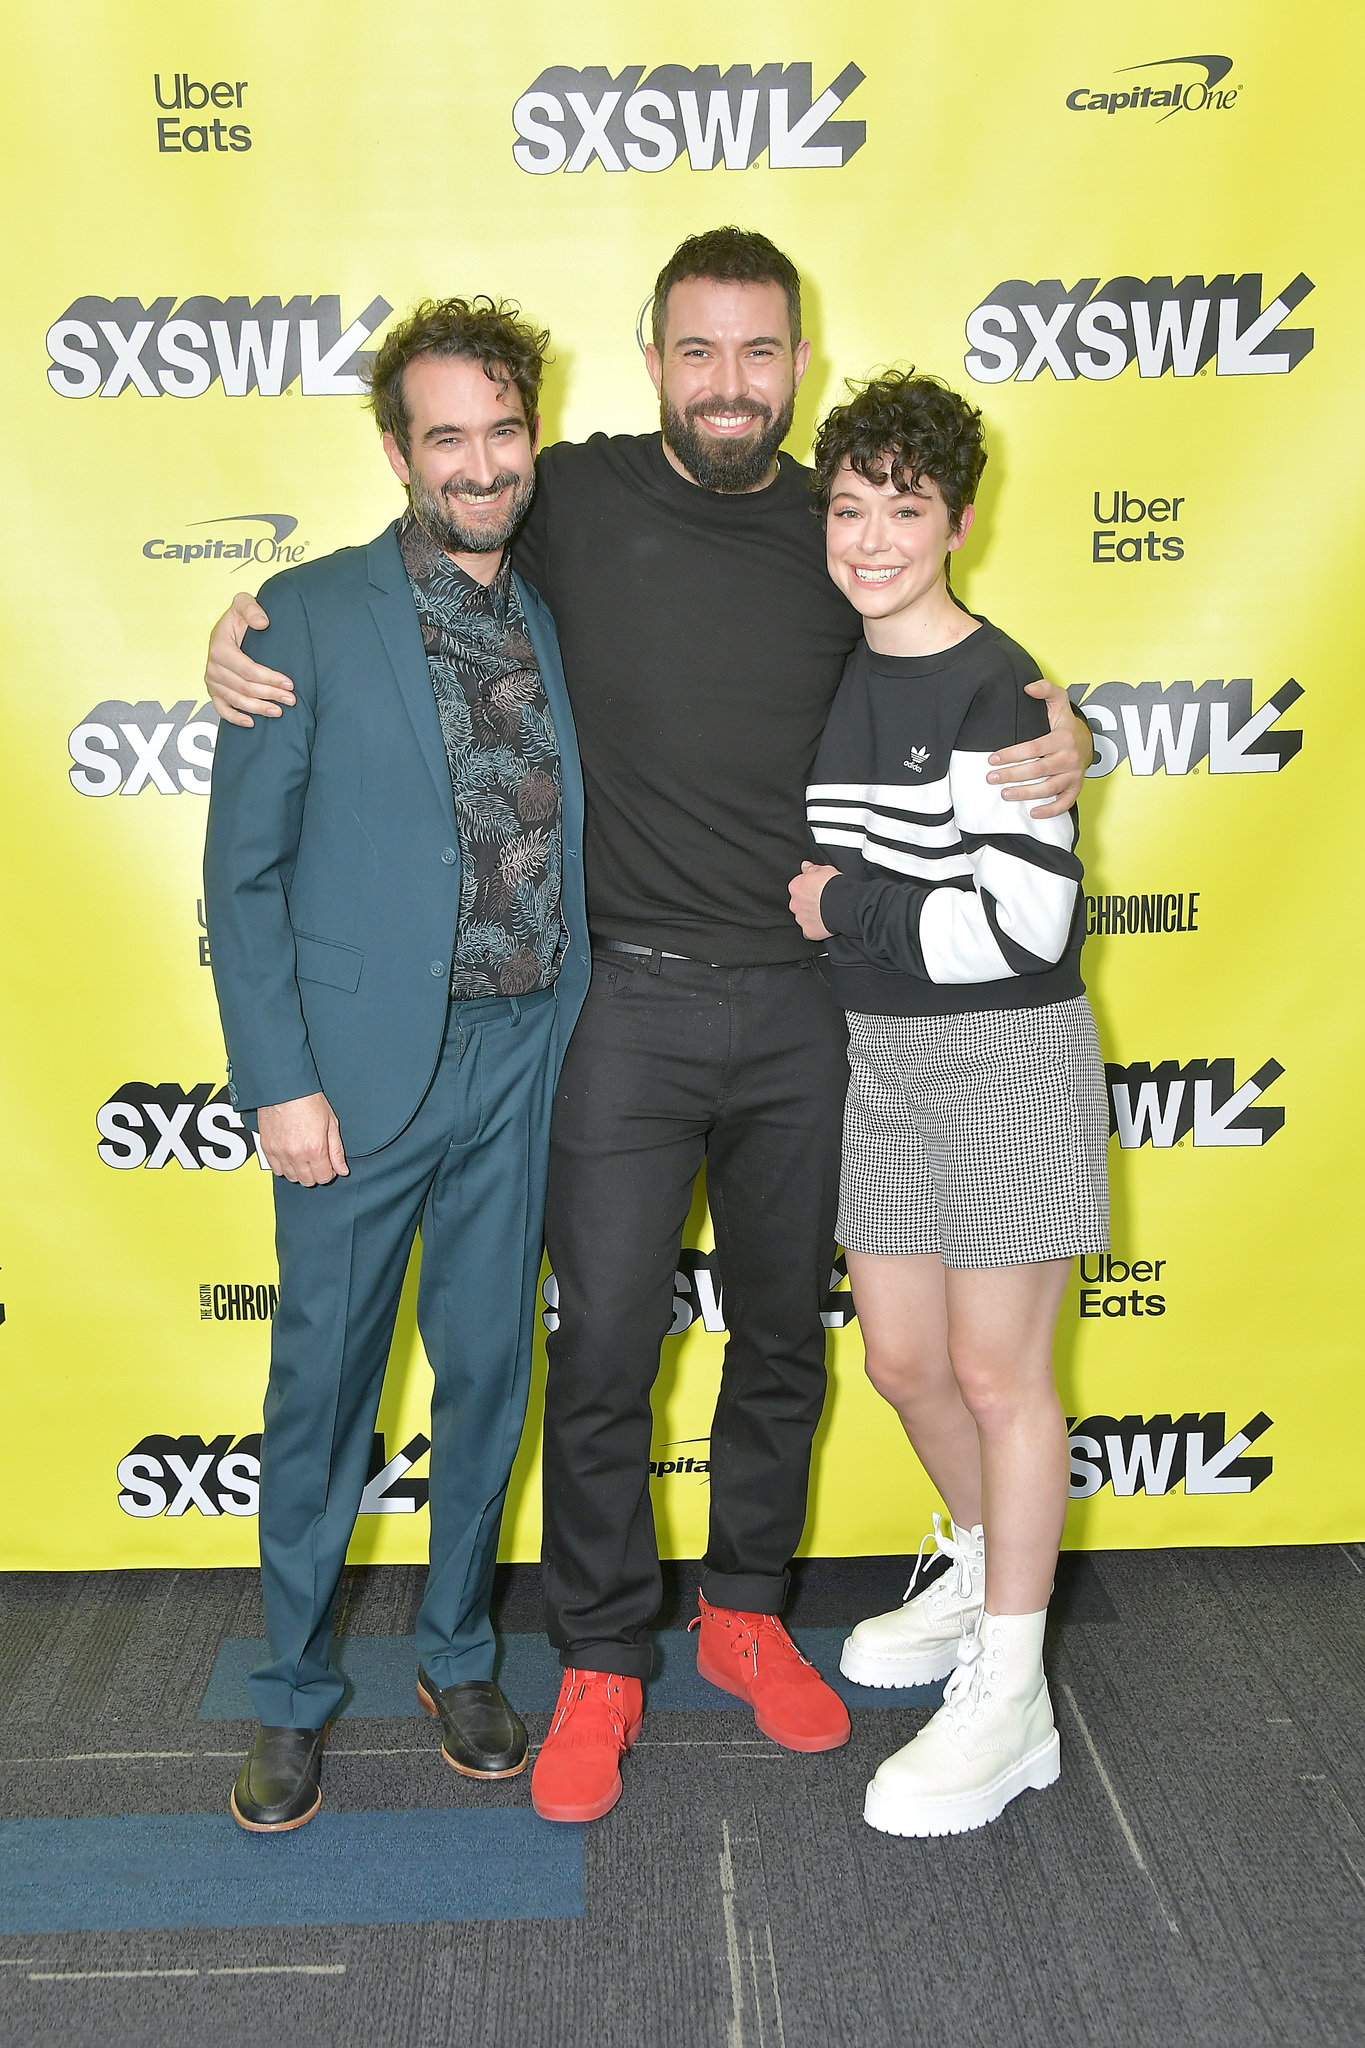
[651,226,801,350]
[810,369,986,530]
[364,296,550,457]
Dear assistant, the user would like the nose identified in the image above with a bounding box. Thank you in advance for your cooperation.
[466,453,501,488]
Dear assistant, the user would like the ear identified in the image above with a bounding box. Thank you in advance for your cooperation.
[529,411,541,458]
[644,342,663,397]
[382,430,412,487]
[947,503,976,553]
[792,336,813,390]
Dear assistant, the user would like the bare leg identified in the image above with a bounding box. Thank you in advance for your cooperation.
[845,1250,983,1532]
[943,1260,1072,1614]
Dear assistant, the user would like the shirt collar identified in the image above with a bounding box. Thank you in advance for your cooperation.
[397,510,512,619]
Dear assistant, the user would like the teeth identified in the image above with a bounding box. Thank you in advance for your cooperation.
[854,567,900,582]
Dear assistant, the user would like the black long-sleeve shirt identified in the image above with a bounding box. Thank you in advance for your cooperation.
[808,621,1087,1017]
[512,432,862,964]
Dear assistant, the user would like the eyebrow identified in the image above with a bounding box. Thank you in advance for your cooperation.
[672,334,787,350]
[420,414,527,443]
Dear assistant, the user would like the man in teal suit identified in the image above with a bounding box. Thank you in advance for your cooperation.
[203,298,590,1832]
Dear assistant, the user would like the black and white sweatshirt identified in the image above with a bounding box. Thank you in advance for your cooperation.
[808,619,1087,1018]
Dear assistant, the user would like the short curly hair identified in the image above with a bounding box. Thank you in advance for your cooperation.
[811,368,986,530]
[364,296,550,458]
[651,227,802,351]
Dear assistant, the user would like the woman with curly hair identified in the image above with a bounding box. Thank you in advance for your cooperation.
[788,370,1109,1838]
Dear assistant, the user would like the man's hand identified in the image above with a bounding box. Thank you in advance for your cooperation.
[789,862,838,940]
[256,1092,348,1185]
[206,592,297,729]
[987,679,1094,818]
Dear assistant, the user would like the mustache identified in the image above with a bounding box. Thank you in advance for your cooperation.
[440,471,523,501]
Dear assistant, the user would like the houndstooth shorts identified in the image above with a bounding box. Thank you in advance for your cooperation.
[838,995,1110,1268]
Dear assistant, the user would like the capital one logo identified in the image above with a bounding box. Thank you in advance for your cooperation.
[1073,677,1303,778]
[511,63,865,174]
[964,273,1313,382]
[1065,53,1240,121]
[1106,1059,1285,1148]
[69,701,218,796]
[46,294,392,398]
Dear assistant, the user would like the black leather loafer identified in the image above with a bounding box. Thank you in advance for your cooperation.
[417,1667,528,1779]
[230,1724,328,1831]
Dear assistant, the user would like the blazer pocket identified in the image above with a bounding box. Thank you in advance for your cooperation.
[294,930,364,993]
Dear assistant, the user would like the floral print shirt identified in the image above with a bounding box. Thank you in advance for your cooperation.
[398,514,564,999]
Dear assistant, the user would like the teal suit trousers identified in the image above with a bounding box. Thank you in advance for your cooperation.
[248,987,557,1728]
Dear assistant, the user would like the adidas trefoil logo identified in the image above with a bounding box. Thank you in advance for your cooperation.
[905,747,930,773]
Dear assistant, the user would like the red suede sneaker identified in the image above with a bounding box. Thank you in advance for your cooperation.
[531,1668,644,1823]
[693,1594,851,1751]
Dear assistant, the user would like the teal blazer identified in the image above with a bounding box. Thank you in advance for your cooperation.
[203,522,591,1157]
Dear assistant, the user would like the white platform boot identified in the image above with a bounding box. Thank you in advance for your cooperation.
[840,1514,985,1688]
[862,1609,1059,1837]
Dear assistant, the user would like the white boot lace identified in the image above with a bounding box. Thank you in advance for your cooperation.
[903,1512,977,1606]
[940,1618,1002,1733]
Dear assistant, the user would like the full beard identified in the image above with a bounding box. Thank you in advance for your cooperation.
[660,391,795,494]
[408,465,537,555]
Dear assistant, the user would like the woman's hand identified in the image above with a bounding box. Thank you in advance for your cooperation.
[789,862,838,940]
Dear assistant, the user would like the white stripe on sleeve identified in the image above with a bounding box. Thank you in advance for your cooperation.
[947,752,1077,848]
[918,888,1015,982]
[972,845,1077,964]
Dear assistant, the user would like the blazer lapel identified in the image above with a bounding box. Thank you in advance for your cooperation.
[365,524,456,828]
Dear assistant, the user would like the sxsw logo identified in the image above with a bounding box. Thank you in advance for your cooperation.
[965,273,1313,382]
[69,701,218,796]
[511,63,865,174]
[1065,53,1239,121]
[116,1431,429,1518]
[1072,677,1303,778]
[1106,1059,1285,1148]
[1068,1412,1272,1498]
[46,294,392,398]
[96,1083,270,1171]
[143,512,305,568]
[540,1249,857,1333]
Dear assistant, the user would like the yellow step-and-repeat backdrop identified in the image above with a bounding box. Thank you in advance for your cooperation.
[2,1,1359,1568]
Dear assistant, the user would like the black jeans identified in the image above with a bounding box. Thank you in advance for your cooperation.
[542,949,850,1677]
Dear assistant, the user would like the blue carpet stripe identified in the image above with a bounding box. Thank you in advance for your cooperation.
[0,1810,583,1932]
[199,1629,938,1719]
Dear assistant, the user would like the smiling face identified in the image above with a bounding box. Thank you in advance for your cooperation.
[645,277,811,493]
[382,352,539,570]
[825,457,976,630]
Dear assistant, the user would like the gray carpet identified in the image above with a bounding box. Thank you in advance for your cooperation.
[0,1546,1361,2047]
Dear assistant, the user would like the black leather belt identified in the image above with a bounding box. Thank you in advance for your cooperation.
[595,938,722,973]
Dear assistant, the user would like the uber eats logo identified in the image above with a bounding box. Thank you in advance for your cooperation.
[69,701,217,797]
[1071,676,1303,778]
[964,272,1313,382]
[1067,1413,1272,1498]
[96,1083,270,1171]
[1106,1058,1285,1149]
[511,63,865,174]
[46,294,392,399]
[117,1432,430,1518]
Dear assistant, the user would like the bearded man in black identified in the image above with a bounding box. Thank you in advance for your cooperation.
[204,229,1091,1823]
